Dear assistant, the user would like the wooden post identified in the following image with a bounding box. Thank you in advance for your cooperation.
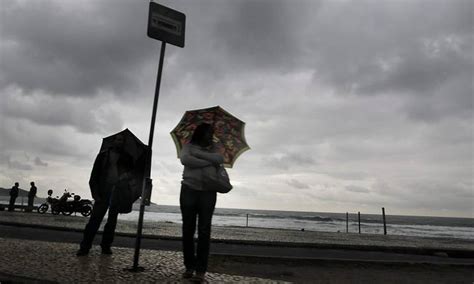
[346,212,349,233]
[358,212,361,234]
[382,207,387,235]
[246,214,249,227]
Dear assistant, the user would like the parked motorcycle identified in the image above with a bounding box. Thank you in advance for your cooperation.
[62,194,93,217]
[37,189,60,215]
[37,189,92,217]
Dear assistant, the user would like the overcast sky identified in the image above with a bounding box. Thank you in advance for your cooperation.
[1,0,472,218]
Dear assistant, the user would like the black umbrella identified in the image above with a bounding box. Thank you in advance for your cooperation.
[99,129,148,203]
[100,129,148,163]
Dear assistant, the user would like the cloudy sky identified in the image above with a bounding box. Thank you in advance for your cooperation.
[1,0,472,218]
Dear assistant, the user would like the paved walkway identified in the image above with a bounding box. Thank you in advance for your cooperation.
[0,237,288,283]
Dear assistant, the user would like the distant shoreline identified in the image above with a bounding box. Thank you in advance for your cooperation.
[0,193,472,219]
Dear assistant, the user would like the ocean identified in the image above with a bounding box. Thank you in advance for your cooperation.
[118,205,474,240]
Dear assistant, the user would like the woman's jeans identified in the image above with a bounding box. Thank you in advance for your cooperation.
[180,184,217,273]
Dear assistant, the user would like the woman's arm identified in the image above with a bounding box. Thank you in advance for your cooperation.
[192,147,224,165]
[180,144,213,168]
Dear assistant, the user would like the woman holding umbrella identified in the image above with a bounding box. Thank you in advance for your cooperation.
[179,123,223,281]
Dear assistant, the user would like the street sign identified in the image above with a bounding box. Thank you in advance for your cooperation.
[129,1,186,273]
[147,2,185,48]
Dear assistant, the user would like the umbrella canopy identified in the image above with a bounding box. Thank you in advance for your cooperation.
[100,128,148,163]
[170,106,250,168]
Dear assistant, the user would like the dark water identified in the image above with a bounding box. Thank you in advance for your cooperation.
[120,205,474,240]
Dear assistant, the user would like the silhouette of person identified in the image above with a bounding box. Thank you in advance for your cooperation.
[8,182,19,212]
[179,123,223,281]
[26,181,37,212]
[77,134,134,256]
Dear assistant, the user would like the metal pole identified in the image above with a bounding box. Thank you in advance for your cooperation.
[358,212,361,234]
[130,41,166,272]
[346,212,349,233]
[246,214,249,227]
[382,207,387,235]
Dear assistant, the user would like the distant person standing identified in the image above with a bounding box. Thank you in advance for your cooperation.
[8,182,19,211]
[26,182,37,212]
[179,123,223,282]
[76,134,134,256]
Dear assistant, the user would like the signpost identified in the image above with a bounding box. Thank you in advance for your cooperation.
[127,1,185,272]
[147,2,186,47]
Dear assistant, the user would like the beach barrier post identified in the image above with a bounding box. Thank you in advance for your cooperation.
[382,207,387,235]
[246,214,249,227]
[358,212,361,234]
[346,212,349,233]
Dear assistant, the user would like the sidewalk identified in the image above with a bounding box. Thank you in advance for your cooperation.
[0,237,287,283]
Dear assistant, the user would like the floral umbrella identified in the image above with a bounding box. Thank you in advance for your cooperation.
[170,106,250,168]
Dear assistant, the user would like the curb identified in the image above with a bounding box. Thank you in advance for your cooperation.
[210,253,474,267]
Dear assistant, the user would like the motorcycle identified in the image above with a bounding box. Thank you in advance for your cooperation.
[62,193,93,217]
[37,189,93,217]
[37,189,60,215]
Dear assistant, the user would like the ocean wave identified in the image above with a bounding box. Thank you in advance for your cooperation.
[215,212,342,223]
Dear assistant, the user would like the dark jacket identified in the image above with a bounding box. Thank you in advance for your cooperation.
[89,149,145,213]
[29,186,37,198]
[89,149,133,200]
[10,186,19,198]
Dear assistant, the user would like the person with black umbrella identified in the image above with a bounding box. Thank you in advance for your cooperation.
[76,134,134,256]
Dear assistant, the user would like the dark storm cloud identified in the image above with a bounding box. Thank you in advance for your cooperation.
[401,73,473,122]
[0,0,472,216]
[212,0,321,71]
[162,0,473,124]
[2,0,470,107]
[166,0,473,90]
[307,1,473,94]
[0,0,154,96]
[0,115,98,159]
[0,91,124,134]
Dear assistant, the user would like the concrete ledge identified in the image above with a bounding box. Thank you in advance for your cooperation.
[0,204,39,211]
[210,253,474,267]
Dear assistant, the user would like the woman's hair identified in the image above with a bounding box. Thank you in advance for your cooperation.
[190,123,213,146]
